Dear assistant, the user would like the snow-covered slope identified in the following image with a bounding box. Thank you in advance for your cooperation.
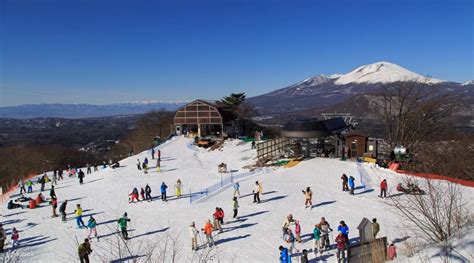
[1,136,473,262]
[334,61,444,85]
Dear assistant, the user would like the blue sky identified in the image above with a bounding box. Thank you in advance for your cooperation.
[1,0,472,106]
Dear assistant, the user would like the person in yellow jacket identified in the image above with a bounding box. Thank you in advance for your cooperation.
[175,179,182,198]
[74,204,87,229]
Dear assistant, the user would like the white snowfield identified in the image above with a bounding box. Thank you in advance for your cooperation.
[1,136,473,262]
[334,61,444,85]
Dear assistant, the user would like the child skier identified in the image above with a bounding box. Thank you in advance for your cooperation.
[175,179,182,198]
[117,213,131,240]
[302,187,313,209]
[87,216,98,241]
[341,174,349,191]
[348,176,355,195]
[189,222,199,251]
[74,204,87,229]
[11,227,19,248]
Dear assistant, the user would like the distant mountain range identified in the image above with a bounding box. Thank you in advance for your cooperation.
[248,61,473,115]
[0,102,187,119]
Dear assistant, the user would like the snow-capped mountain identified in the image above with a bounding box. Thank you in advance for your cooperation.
[462,80,474,86]
[334,61,444,85]
[248,61,472,115]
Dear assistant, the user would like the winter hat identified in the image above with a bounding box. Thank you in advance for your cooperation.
[124,212,128,216]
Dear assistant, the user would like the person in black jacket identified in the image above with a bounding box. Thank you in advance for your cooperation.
[59,200,68,221]
[78,170,85,185]
[50,185,56,199]
[341,174,349,191]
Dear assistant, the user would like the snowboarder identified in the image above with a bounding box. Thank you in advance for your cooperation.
[319,217,332,250]
[312,224,322,256]
[338,221,349,243]
[136,159,142,170]
[233,181,240,198]
[87,216,98,240]
[26,179,33,193]
[253,181,261,203]
[117,213,131,240]
[145,184,152,201]
[335,231,347,262]
[78,169,85,185]
[75,204,87,228]
[11,227,19,248]
[160,182,168,202]
[50,185,56,199]
[302,187,313,209]
[175,179,182,198]
[232,197,239,218]
[78,238,92,263]
[202,219,215,247]
[59,200,68,222]
[279,245,290,263]
[51,197,58,217]
[372,218,380,238]
[341,174,349,191]
[189,222,199,251]
[295,220,302,243]
[379,179,388,198]
[348,176,355,195]
[18,180,26,194]
[0,224,6,252]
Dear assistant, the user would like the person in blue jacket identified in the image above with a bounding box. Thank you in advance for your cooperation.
[279,245,291,263]
[338,220,349,244]
[160,182,168,202]
[348,176,355,195]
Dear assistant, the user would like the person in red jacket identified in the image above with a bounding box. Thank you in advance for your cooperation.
[212,208,223,233]
[335,231,347,262]
[380,179,388,198]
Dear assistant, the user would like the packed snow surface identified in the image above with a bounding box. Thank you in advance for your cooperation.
[1,136,473,262]
[334,61,444,85]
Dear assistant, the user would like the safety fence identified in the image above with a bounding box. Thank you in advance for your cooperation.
[189,167,271,204]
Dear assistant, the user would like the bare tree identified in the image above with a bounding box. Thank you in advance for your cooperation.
[374,81,459,150]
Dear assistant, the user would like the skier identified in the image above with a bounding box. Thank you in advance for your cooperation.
[212,208,223,233]
[40,175,45,192]
[86,164,92,174]
[380,179,388,198]
[78,238,92,263]
[75,204,87,228]
[312,224,322,256]
[117,213,131,240]
[341,174,349,191]
[52,170,57,185]
[189,222,199,251]
[142,162,148,174]
[278,245,291,263]
[51,197,58,217]
[282,214,295,238]
[129,188,139,203]
[232,197,239,218]
[295,220,302,243]
[26,179,33,193]
[18,180,26,194]
[78,169,85,185]
[151,147,155,159]
[145,184,152,201]
[201,219,215,247]
[136,159,142,170]
[140,187,145,201]
[218,208,225,225]
[59,200,68,222]
[11,227,19,248]
[253,181,261,203]
[233,181,240,198]
[348,176,355,195]
[372,218,380,238]
[87,216,98,241]
[58,169,64,180]
[160,182,168,202]
[157,149,161,161]
[335,231,347,262]
[284,228,298,255]
[319,217,332,250]
[300,249,309,263]
[302,187,313,209]
[0,223,5,252]
[156,158,161,173]
[50,185,56,199]
[175,179,182,198]
[338,221,349,243]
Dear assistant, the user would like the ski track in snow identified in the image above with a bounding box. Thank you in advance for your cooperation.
[1,136,473,262]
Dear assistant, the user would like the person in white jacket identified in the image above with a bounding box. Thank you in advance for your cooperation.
[253,181,261,203]
[189,222,199,251]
